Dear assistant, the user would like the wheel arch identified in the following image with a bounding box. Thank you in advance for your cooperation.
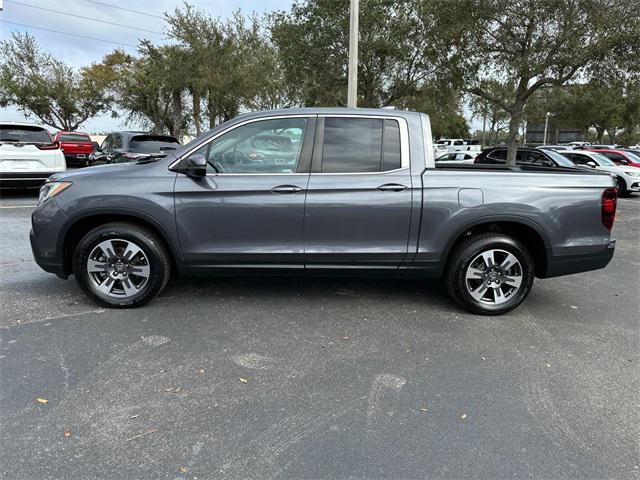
[443,217,550,277]
[60,210,186,278]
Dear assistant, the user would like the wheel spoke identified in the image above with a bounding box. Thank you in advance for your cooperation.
[121,278,138,296]
[503,274,522,289]
[87,259,109,273]
[481,250,495,268]
[98,239,118,258]
[465,266,484,280]
[500,253,519,271]
[96,277,115,295]
[493,285,507,304]
[130,264,150,279]
[122,241,142,261]
[469,283,489,301]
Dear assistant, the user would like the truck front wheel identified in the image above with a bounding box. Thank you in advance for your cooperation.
[445,233,535,315]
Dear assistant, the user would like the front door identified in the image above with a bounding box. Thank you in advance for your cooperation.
[304,116,413,271]
[173,116,315,273]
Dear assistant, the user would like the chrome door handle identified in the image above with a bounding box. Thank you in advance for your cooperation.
[377,183,408,192]
[271,185,303,194]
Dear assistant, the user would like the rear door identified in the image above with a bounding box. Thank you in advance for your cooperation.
[304,115,413,271]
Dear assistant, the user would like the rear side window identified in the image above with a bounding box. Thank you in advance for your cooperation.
[0,125,51,143]
[59,133,90,142]
[321,118,401,173]
[487,149,507,160]
[130,135,180,153]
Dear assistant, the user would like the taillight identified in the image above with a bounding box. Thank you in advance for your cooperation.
[36,141,60,150]
[601,187,617,230]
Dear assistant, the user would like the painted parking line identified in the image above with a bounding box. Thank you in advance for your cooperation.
[0,205,36,209]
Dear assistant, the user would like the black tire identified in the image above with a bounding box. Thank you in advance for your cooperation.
[444,233,535,315]
[72,222,171,308]
[615,177,628,197]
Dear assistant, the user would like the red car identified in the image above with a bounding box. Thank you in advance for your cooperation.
[587,149,640,168]
[53,131,94,167]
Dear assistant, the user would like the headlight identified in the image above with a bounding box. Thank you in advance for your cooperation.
[624,171,640,177]
[38,181,72,205]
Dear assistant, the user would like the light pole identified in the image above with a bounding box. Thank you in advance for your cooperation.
[347,0,359,108]
[542,111,551,146]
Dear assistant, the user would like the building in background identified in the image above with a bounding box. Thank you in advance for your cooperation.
[526,123,586,146]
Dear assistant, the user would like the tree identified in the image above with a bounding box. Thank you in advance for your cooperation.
[166,4,284,133]
[440,0,639,164]
[270,0,448,108]
[97,42,189,137]
[0,32,113,131]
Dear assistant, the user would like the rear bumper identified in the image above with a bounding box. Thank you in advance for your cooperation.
[0,172,52,189]
[542,240,615,278]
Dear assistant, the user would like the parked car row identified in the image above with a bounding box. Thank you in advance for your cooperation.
[0,122,182,189]
[434,143,640,196]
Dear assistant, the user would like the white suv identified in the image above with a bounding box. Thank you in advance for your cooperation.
[558,149,640,196]
[0,122,66,189]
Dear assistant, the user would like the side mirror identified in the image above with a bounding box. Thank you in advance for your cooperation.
[181,154,207,177]
[586,161,597,168]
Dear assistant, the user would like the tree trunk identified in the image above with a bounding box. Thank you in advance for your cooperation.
[595,126,605,143]
[192,90,202,136]
[505,107,524,166]
[207,93,216,129]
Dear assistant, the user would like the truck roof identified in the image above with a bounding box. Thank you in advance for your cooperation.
[235,107,422,121]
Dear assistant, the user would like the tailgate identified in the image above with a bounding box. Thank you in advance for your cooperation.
[0,144,61,171]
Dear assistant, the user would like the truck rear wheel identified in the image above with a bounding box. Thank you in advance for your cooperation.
[445,233,535,315]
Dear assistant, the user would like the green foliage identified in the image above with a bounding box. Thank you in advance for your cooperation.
[439,0,640,162]
[0,32,113,131]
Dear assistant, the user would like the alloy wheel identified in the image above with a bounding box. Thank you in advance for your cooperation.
[86,239,150,298]
[464,248,523,305]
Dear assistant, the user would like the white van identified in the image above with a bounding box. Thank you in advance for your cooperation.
[0,123,66,189]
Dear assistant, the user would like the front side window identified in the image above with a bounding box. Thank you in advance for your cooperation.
[321,118,401,173]
[191,118,307,174]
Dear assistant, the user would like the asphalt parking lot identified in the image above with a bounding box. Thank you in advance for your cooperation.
[0,190,638,480]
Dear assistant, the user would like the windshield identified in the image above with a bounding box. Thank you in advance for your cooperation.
[625,151,640,163]
[545,149,576,167]
[0,125,51,143]
[591,153,616,166]
[129,135,180,153]
[59,133,90,143]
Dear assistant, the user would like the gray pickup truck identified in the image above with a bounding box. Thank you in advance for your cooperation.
[30,108,618,314]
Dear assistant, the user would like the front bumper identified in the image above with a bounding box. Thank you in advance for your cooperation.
[542,240,615,278]
[30,199,69,278]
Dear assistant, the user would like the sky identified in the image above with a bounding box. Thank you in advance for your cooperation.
[0,0,294,132]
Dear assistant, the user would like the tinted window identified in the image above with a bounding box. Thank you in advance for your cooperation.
[527,151,554,166]
[0,125,51,143]
[382,119,401,171]
[59,133,90,143]
[192,117,307,174]
[487,149,507,160]
[321,118,401,173]
[602,152,624,163]
[130,135,180,153]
